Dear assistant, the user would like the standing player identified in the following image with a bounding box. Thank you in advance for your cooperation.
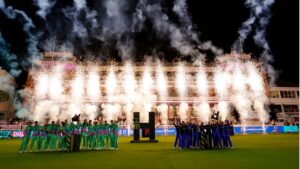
[220,121,227,148]
[224,120,233,148]
[179,121,187,149]
[173,119,180,148]
[110,121,119,150]
[61,120,71,151]
[80,119,88,149]
[193,122,200,149]
[38,121,47,151]
[87,120,94,149]
[30,121,41,152]
[20,121,33,153]
[96,121,104,150]
[49,121,57,151]
[109,120,114,149]
[178,122,184,150]
[50,121,61,151]
[212,121,222,149]
[43,120,52,151]
[199,122,206,149]
[186,121,193,148]
[205,121,213,149]
[71,120,81,151]
[91,121,98,150]
[103,121,110,149]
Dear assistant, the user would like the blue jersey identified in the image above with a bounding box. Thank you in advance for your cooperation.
[225,124,231,136]
[215,124,221,135]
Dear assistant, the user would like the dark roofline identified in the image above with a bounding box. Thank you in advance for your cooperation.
[275,80,299,87]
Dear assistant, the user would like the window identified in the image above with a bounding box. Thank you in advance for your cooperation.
[269,105,282,120]
[283,105,299,112]
[273,105,282,113]
[0,113,3,120]
[280,91,285,98]
[291,91,296,98]
[209,88,216,97]
[270,91,280,98]
[280,91,297,98]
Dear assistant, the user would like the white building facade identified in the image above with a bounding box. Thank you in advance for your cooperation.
[269,85,299,122]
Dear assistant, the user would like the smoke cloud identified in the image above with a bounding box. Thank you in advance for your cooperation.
[233,0,276,85]
[0,33,21,78]
[0,1,40,64]
[33,0,56,19]
[0,0,277,125]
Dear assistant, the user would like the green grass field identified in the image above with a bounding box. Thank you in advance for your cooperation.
[0,134,298,169]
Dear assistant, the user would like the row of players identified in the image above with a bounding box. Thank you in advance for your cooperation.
[173,120,233,149]
[20,119,119,153]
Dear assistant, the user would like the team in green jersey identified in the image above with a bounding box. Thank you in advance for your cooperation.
[20,119,119,153]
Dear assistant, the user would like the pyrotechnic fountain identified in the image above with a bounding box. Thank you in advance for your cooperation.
[194,66,211,123]
[24,52,269,126]
[175,63,189,122]
[156,61,169,126]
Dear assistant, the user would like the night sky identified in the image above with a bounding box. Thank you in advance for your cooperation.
[0,0,299,87]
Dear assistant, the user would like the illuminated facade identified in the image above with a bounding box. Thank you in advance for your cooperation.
[0,68,16,120]
[23,51,273,124]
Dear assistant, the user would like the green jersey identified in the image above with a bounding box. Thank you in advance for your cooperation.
[49,124,56,134]
[103,124,110,135]
[62,124,72,136]
[72,123,81,135]
[44,124,51,134]
[111,124,119,135]
[24,125,33,137]
[97,124,103,135]
[32,125,41,137]
[88,124,94,136]
[55,125,62,136]
[81,123,88,133]
[40,125,47,137]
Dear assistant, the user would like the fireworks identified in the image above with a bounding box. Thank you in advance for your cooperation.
[25,52,269,125]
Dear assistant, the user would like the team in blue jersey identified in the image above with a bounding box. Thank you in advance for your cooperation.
[173,119,233,150]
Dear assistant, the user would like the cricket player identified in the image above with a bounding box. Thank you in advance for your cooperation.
[186,122,193,148]
[109,120,114,149]
[96,121,104,150]
[71,120,81,151]
[20,121,33,153]
[205,122,213,149]
[173,119,180,148]
[212,121,222,149]
[179,121,187,149]
[224,120,233,148]
[38,122,47,151]
[220,121,227,148]
[62,119,72,151]
[50,121,60,151]
[177,122,183,149]
[87,120,94,149]
[199,122,206,149]
[110,121,119,150]
[80,119,89,149]
[47,121,57,151]
[43,120,53,151]
[30,121,41,152]
[56,121,63,150]
[193,122,200,149]
[91,121,98,149]
[103,121,110,149]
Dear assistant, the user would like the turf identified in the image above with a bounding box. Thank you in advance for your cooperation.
[0,134,298,169]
